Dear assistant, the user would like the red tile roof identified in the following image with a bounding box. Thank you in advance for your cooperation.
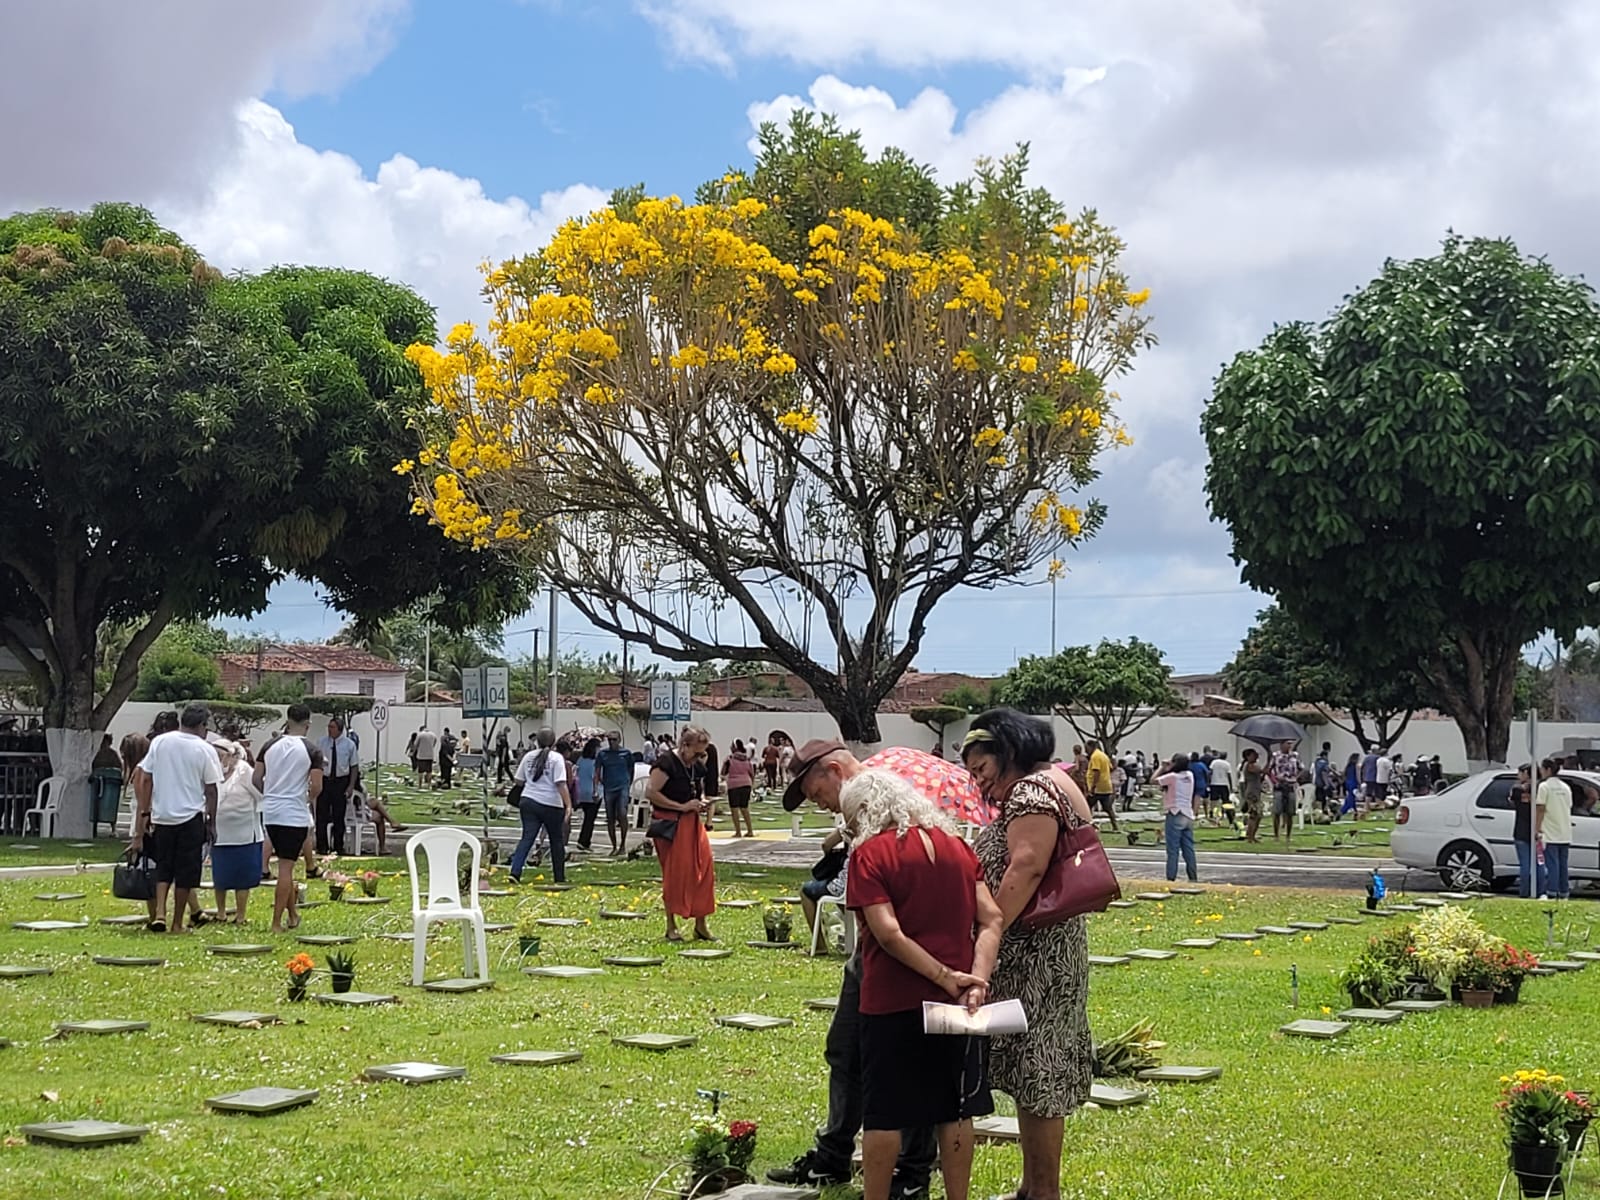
[273,644,405,675]
[216,652,322,674]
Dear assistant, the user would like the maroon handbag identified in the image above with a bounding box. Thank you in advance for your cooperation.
[1017,771,1121,929]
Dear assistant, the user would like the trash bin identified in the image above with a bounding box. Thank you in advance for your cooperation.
[89,768,122,836]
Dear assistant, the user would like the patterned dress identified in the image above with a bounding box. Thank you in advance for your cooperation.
[974,770,1093,1119]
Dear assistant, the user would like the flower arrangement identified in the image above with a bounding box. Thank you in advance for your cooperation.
[1409,906,1494,991]
[326,949,357,993]
[762,905,793,943]
[1338,923,1416,1007]
[325,870,351,899]
[1460,942,1539,995]
[1499,1069,1585,1152]
[686,1118,759,1187]
[359,869,381,898]
[286,952,315,1001]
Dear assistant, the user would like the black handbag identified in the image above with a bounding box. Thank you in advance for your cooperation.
[811,846,847,882]
[647,815,678,842]
[113,850,157,902]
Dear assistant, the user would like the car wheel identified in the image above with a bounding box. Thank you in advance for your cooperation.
[1438,841,1493,891]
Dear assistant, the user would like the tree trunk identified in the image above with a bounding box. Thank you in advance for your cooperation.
[807,672,885,753]
[1426,634,1516,771]
[43,668,99,841]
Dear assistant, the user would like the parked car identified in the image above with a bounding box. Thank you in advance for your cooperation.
[1392,769,1600,890]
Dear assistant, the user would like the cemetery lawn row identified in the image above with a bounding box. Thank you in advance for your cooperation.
[0,859,1595,1199]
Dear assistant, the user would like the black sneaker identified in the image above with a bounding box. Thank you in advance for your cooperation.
[766,1152,850,1187]
[889,1182,931,1200]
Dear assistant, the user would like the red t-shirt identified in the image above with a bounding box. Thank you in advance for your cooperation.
[847,826,980,1015]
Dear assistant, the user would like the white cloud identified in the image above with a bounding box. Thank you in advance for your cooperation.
[0,0,411,213]
[166,102,608,332]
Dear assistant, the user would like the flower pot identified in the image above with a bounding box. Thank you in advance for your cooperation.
[360,884,379,898]
[1496,979,1523,1005]
[1567,1117,1592,1154]
[328,885,345,902]
[287,978,309,1002]
[330,971,355,994]
[518,935,542,957]
[1459,987,1495,1009]
[763,923,790,944]
[1509,1141,1565,1197]
[1365,896,1378,910]
[684,1167,750,1199]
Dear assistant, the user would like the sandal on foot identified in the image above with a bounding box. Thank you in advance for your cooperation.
[147,920,166,934]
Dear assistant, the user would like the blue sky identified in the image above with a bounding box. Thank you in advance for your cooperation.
[13,1,1590,679]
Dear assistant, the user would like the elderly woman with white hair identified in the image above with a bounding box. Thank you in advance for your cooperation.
[209,738,264,924]
[843,767,1004,1200]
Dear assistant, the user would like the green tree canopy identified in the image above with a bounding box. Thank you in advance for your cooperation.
[133,645,221,703]
[0,204,534,835]
[1203,235,1600,764]
[1222,605,1437,751]
[994,638,1179,753]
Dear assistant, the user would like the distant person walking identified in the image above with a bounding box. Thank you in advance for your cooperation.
[1512,764,1543,899]
[412,725,438,788]
[1538,757,1573,900]
[646,725,717,943]
[723,739,756,839]
[254,703,323,933]
[1085,740,1118,831]
[131,703,222,934]
[596,732,635,857]
[1207,751,1232,822]
[509,729,572,884]
[1342,753,1361,817]
[761,738,781,791]
[572,737,601,853]
[1240,748,1266,843]
[1155,752,1198,883]
[316,717,359,855]
[1269,742,1302,842]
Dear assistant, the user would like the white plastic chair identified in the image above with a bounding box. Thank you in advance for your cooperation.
[404,828,488,986]
[24,776,65,838]
[344,792,379,856]
[810,894,857,956]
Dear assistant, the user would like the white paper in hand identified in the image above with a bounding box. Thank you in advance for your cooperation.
[921,998,1028,1036]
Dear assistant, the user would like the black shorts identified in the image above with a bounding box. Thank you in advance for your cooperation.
[265,823,309,860]
[860,1009,993,1130]
[727,786,752,809]
[1092,792,1115,814]
[150,814,206,888]
[1208,785,1230,805]
[416,758,434,772]
[1365,781,1385,802]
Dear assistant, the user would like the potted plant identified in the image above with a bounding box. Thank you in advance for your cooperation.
[326,870,351,902]
[1480,941,1540,1005]
[1499,1068,1581,1196]
[1456,949,1500,1009]
[515,910,543,957]
[1338,946,1403,1008]
[286,952,315,1002]
[684,1119,758,1197]
[359,869,381,898]
[326,949,356,994]
[1567,1091,1593,1154]
[1410,906,1493,997]
[762,905,793,944]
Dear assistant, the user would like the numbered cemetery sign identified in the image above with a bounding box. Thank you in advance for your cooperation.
[482,665,511,717]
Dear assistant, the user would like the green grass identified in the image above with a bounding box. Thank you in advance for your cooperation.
[0,839,124,869]
[0,857,1596,1199]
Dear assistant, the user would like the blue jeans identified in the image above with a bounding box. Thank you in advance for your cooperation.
[1515,839,1545,899]
[1165,811,1197,882]
[511,802,566,883]
[1545,842,1571,899]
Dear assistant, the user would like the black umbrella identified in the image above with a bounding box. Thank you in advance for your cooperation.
[1228,714,1308,749]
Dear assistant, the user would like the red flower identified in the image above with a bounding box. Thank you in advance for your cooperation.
[727,1120,758,1140]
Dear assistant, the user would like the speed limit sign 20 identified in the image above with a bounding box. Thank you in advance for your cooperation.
[370,700,390,731]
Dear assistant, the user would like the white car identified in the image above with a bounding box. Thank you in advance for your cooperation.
[1391,769,1600,891]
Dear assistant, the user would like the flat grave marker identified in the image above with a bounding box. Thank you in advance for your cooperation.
[679,948,734,960]
[1088,1083,1149,1108]
[1528,966,1558,977]
[296,934,357,946]
[1568,951,1600,963]
[737,872,766,879]
[33,893,85,902]
[363,1062,466,1084]
[20,1120,148,1147]
[536,918,585,928]
[376,932,415,943]
[532,884,573,893]
[205,1086,318,1115]
[1438,891,1475,901]
[1168,886,1206,895]
[710,1187,822,1200]
[99,915,149,927]
[1217,932,1258,942]
[1126,949,1179,961]
[1107,900,1138,909]
[804,997,838,1012]
[1136,1065,1223,1083]
[715,1013,794,1031]
[1089,955,1131,967]
[1364,908,1399,917]
[193,1011,280,1028]
[13,920,89,932]
[1324,916,1364,926]
[345,896,390,906]
[1280,1019,1350,1039]
[973,1116,1019,1143]
[56,1019,149,1036]
[1389,903,1422,912]
[0,965,53,979]
[66,842,97,848]
[92,956,165,968]
[1255,926,1297,936]
[422,977,494,993]
[589,880,629,888]
[770,896,803,905]
[613,1032,696,1051]
[599,909,648,921]
[482,922,513,933]
[524,965,605,979]
[206,944,275,957]
[1172,938,1219,949]
[1287,921,1329,931]
[480,888,513,897]
[718,900,758,910]
[9,843,41,851]
[1414,898,1446,908]
[491,1049,583,1067]
[601,956,664,968]
[313,991,398,1007]
[1134,892,1173,901]
[747,941,799,951]
[1543,960,1587,972]
[1386,999,1450,1012]
[1338,1007,1404,1025]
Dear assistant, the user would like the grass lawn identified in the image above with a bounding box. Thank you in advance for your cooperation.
[0,840,125,869]
[0,852,1596,1199]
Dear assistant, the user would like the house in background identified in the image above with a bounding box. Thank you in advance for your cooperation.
[1171,673,1239,708]
[216,644,407,703]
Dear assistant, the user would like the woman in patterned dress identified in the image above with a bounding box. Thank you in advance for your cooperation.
[962,709,1094,1200]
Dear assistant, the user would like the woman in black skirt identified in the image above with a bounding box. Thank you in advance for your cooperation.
[843,768,1004,1200]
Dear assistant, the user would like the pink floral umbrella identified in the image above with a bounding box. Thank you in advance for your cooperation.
[862,746,994,826]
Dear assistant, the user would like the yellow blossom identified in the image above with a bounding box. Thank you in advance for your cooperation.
[393,458,414,475]
[669,344,710,370]
[972,427,1006,449]
[1016,354,1038,374]
[951,349,979,372]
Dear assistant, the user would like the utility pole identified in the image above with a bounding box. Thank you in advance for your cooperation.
[620,640,630,708]
[531,628,541,700]
[547,587,559,730]
[422,620,431,728]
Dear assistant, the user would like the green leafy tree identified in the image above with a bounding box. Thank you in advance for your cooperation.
[0,205,532,835]
[994,638,1180,753]
[1223,606,1436,750]
[1203,235,1600,764]
[940,683,994,714]
[133,645,221,702]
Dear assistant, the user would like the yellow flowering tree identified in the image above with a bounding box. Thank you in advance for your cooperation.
[405,115,1153,743]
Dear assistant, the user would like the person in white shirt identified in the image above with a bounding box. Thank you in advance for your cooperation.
[132,703,223,934]
[1537,757,1573,900]
[1207,752,1233,823]
[412,725,439,787]
[253,703,326,933]
[316,717,360,856]
[1155,752,1198,883]
[1374,750,1394,800]
[209,739,263,925]
[508,728,573,884]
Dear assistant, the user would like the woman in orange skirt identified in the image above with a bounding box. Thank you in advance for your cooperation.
[646,724,717,941]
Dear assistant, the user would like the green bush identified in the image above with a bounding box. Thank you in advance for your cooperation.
[134,646,220,702]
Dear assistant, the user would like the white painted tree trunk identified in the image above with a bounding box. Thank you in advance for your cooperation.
[44,727,100,840]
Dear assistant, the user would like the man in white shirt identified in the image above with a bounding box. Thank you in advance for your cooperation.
[132,703,223,934]
[316,717,359,855]
[1537,757,1573,900]
[253,703,325,932]
[1375,749,1394,800]
[1208,752,1233,823]
[412,725,439,788]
